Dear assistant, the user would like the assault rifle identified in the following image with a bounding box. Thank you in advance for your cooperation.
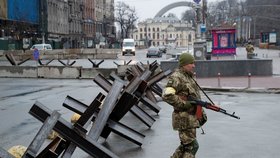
[188,96,240,119]
[190,77,240,120]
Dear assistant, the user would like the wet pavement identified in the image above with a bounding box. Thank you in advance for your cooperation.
[0,77,280,158]
[0,47,280,157]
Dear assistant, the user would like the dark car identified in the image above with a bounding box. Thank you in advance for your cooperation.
[146,47,162,58]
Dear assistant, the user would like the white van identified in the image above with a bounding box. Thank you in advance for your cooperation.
[122,38,135,56]
[30,44,53,50]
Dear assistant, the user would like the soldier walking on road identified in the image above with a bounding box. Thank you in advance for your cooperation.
[162,53,207,158]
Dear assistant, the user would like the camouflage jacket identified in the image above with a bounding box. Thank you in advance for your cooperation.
[246,44,254,54]
[162,68,207,130]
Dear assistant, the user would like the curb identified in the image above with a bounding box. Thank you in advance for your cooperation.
[201,86,280,94]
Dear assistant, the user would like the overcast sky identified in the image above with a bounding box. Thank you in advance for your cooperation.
[116,0,220,21]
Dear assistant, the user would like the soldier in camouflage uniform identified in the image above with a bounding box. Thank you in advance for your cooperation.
[246,41,255,59]
[162,53,207,158]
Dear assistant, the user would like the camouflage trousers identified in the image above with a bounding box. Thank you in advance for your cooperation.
[171,129,198,158]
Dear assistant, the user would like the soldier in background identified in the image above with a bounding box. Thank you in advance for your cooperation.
[246,40,255,59]
[162,53,207,158]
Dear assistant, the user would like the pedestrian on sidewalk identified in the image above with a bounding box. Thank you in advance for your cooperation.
[162,53,207,158]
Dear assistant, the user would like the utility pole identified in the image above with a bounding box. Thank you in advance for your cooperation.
[40,0,47,44]
[193,0,207,60]
[202,0,207,39]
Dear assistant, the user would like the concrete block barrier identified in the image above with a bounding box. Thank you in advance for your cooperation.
[161,59,273,77]
[2,48,119,60]
[0,66,37,78]
[38,66,81,79]
[0,66,118,79]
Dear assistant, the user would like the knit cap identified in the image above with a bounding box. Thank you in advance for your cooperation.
[179,53,195,67]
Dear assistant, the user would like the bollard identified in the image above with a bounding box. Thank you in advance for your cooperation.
[248,73,251,88]
[193,72,197,80]
[218,73,221,87]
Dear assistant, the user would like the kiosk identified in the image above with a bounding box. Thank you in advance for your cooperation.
[211,27,236,56]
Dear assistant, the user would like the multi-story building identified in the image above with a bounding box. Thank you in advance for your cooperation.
[45,0,69,48]
[67,0,84,48]
[95,0,115,46]
[83,0,96,48]
[0,0,116,50]
[103,0,116,43]
[132,14,195,48]
[0,0,40,50]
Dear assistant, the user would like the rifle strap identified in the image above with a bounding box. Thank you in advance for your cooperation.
[196,105,203,120]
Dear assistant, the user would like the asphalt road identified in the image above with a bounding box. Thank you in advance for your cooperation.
[0,78,279,158]
[1,47,280,157]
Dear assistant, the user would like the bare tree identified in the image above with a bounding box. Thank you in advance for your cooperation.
[207,0,242,26]
[205,0,280,44]
[181,9,196,23]
[115,2,138,39]
[245,0,280,41]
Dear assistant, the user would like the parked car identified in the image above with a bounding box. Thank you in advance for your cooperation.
[146,47,162,58]
[30,44,52,50]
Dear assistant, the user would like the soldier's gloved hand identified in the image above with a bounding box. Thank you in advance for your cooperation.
[189,100,209,107]
[195,100,209,107]
[187,96,210,107]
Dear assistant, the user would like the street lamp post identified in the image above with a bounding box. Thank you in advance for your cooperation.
[248,17,252,40]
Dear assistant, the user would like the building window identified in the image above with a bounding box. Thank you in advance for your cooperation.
[188,34,192,42]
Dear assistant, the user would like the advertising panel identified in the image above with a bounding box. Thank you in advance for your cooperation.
[220,34,228,48]
[0,0,7,20]
[211,28,236,55]
[269,32,276,43]
[7,0,39,24]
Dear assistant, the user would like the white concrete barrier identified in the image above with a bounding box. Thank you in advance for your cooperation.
[0,66,118,79]
[0,66,37,78]
[38,66,81,78]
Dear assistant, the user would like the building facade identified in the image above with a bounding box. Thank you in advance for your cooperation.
[67,0,84,48]
[83,0,96,48]
[0,0,116,50]
[132,14,195,48]
[46,0,69,48]
[95,0,115,47]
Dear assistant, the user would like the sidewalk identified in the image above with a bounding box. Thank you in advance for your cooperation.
[192,47,280,93]
[196,76,280,93]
